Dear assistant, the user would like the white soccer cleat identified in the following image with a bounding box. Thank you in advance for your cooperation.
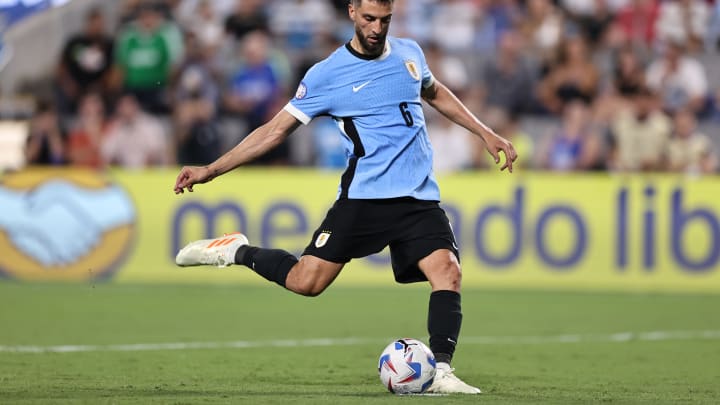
[175,232,249,268]
[426,362,482,394]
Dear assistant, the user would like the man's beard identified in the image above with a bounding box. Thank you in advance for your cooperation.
[355,27,385,56]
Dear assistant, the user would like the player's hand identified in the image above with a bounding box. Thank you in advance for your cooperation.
[174,165,212,194]
[483,132,518,173]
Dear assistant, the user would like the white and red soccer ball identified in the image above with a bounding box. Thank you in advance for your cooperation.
[378,338,436,394]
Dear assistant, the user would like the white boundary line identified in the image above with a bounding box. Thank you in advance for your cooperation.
[1,330,719,354]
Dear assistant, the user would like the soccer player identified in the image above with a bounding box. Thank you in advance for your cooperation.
[174,0,517,394]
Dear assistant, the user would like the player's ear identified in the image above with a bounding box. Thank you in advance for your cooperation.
[348,1,356,21]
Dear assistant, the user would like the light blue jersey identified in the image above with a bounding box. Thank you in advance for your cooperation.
[284,37,440,201]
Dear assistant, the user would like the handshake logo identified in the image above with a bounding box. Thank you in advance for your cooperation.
[0,170,136,281]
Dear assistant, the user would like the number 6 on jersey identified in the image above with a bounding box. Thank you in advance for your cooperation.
[398,102,414,127]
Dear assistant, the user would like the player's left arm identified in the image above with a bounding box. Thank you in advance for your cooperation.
[422,80,518,172]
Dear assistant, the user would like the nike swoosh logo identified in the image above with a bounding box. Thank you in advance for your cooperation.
[352,81,372,92]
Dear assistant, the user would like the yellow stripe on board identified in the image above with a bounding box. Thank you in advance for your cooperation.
[2,169,719,292]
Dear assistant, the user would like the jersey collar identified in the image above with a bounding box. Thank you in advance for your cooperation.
[345,39,392,61]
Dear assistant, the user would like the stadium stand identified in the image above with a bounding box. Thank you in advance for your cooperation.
[0,0,718,172]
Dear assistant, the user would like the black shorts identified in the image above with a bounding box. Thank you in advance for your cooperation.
[302,197,459,284]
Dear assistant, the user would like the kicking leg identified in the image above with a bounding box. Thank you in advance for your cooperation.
[418,249,481,394]
[175,233,343,297]
[236,245,344,297]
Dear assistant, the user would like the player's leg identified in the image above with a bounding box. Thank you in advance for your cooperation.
[386,199,480,394]
[175,233,344,296]
[385,202,464,366]
[418,249,481,394]
[235,245,344,297]
[418,248,462,362]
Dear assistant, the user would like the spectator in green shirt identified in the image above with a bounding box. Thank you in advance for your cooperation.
[114,3,174,114]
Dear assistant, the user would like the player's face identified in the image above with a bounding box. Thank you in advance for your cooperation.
[349,1,393,57]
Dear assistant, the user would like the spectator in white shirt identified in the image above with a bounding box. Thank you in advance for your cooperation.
[645,41,708,114]
[655,0,710,52]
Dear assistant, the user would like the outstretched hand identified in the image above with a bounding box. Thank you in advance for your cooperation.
[483,132,518,173]
[174,166,212,194]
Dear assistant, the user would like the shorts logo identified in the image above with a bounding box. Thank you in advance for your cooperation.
[405,60,420,81]
[295,82,307,99]
[315,231,331,248]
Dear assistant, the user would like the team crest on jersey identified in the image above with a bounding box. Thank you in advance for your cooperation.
[295,81,307,99]
[404,60,420,81]
[315,231,331,248]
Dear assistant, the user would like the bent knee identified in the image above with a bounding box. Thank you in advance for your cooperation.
[433,261,462,292]
[285,257,342,297]
[289,279,327,297]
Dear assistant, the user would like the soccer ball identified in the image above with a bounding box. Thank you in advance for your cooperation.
[378,338,436,394]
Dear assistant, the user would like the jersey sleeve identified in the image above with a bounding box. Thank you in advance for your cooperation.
[417,43,435,89]
[284,64,329,125]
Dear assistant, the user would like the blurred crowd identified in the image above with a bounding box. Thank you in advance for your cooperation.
[23,0,720,174]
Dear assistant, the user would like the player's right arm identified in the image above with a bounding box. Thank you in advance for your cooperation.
[174,109,301,194]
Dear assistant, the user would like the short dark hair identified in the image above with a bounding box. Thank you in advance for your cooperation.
[350,0,394,6]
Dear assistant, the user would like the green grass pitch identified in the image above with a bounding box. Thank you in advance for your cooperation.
[0,282,719,404]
